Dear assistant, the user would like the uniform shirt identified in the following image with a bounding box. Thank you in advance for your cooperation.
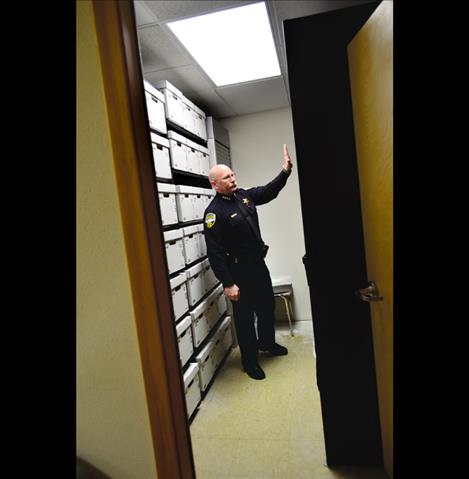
[204,169,291,287]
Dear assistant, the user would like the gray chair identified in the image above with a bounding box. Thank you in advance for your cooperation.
[272,276,294,336]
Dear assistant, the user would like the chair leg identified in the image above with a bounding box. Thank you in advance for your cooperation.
[282,296,294,336]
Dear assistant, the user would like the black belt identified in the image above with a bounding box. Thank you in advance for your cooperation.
[226,245,269,264]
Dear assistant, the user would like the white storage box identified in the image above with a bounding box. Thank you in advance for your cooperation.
[199,189,213,216]
[186,261,205,307]
[211,334,223,371]
[218,316,233,353]
[170,272,189,321]
[167,130,188,172]
[202,258,219,293]
[185,138,202,176]
[190,300,211,348]
[205,288,222,329]
[183,224,203,265]
[157,183,178,226]
[153,80,185,128]
[176,185,197,223]
[203,188,216,212]
[176,315,194,367]
[212,316,233,367]
[195,341,216,391]
[215,284,228,317]
[190,186,207,220]
[192,103,207,141]
[150,132,171,180]
[196,223,207,257]
[182,99,196,135]
[183,362,201,417]
[199,145,210,176]
[185,140,199,175]
[163,228,185,275]
[144,81,167,135]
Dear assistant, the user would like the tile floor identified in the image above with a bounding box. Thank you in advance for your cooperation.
[189,321,388,479]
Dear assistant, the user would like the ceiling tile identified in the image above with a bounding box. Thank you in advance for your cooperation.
[133,1,159,27]
[216,77,290,116]
[141,1,255,24]
[183,88,237,119]
[144,65,214,95]
[137,25,191,72]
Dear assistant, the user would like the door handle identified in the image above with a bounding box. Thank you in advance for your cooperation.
[356,281,383,302]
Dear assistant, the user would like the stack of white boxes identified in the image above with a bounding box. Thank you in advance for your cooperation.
[145,78,234,420]
[195,316,233,392]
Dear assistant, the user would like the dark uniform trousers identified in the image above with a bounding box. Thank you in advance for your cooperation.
[229,259,276,369]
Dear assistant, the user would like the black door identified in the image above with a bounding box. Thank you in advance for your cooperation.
[284,1,384,466]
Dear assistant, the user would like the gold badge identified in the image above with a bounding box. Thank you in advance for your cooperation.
[205,213,216,229]
[243,198,250,206]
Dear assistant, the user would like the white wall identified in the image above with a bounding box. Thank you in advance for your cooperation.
[221,108,312,322]
[77,2,158,478]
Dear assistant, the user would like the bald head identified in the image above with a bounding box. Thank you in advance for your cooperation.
[208,164,232,182]
[208,164,237,196]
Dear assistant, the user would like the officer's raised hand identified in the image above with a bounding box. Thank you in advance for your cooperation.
[224,284,240,302]
[283,144,293,173]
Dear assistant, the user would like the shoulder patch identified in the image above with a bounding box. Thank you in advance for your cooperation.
[205,213,216,229]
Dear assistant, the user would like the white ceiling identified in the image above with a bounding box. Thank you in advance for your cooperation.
[134,0,374,119]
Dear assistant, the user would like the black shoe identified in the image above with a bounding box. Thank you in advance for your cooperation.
[243,364,266,380]
[259,343,288,356]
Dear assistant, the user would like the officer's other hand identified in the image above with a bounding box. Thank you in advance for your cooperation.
[283,144,293,173]
[224,284,240,302]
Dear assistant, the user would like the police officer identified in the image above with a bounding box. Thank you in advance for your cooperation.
[203,145,294,380]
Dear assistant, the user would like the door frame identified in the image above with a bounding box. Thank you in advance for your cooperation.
[92,1,195,478]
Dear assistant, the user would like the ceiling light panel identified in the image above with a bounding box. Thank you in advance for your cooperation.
[167,2,281,87]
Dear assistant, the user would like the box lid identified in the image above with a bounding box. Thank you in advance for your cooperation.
[182,96,196,109]
[189,186,206,196]
[152,79,184,98]
[176,184,197,195]
[191,102,206,117]
[186,260,205,278]
[219,315,231,331]
[190,298,209,319]
[163,228,183,242]
[170,272,187,289]
[176,315,192,336]
[195,340,215,363]
[182,224,199,236]
[157,183,177,194]
[150,132,169,148]
[185,138,200,151]
[167,130,188,144]
[183,362,199,385]
[144,80,165,102]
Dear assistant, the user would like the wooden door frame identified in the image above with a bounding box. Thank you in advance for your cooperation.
[92,1,195,478]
